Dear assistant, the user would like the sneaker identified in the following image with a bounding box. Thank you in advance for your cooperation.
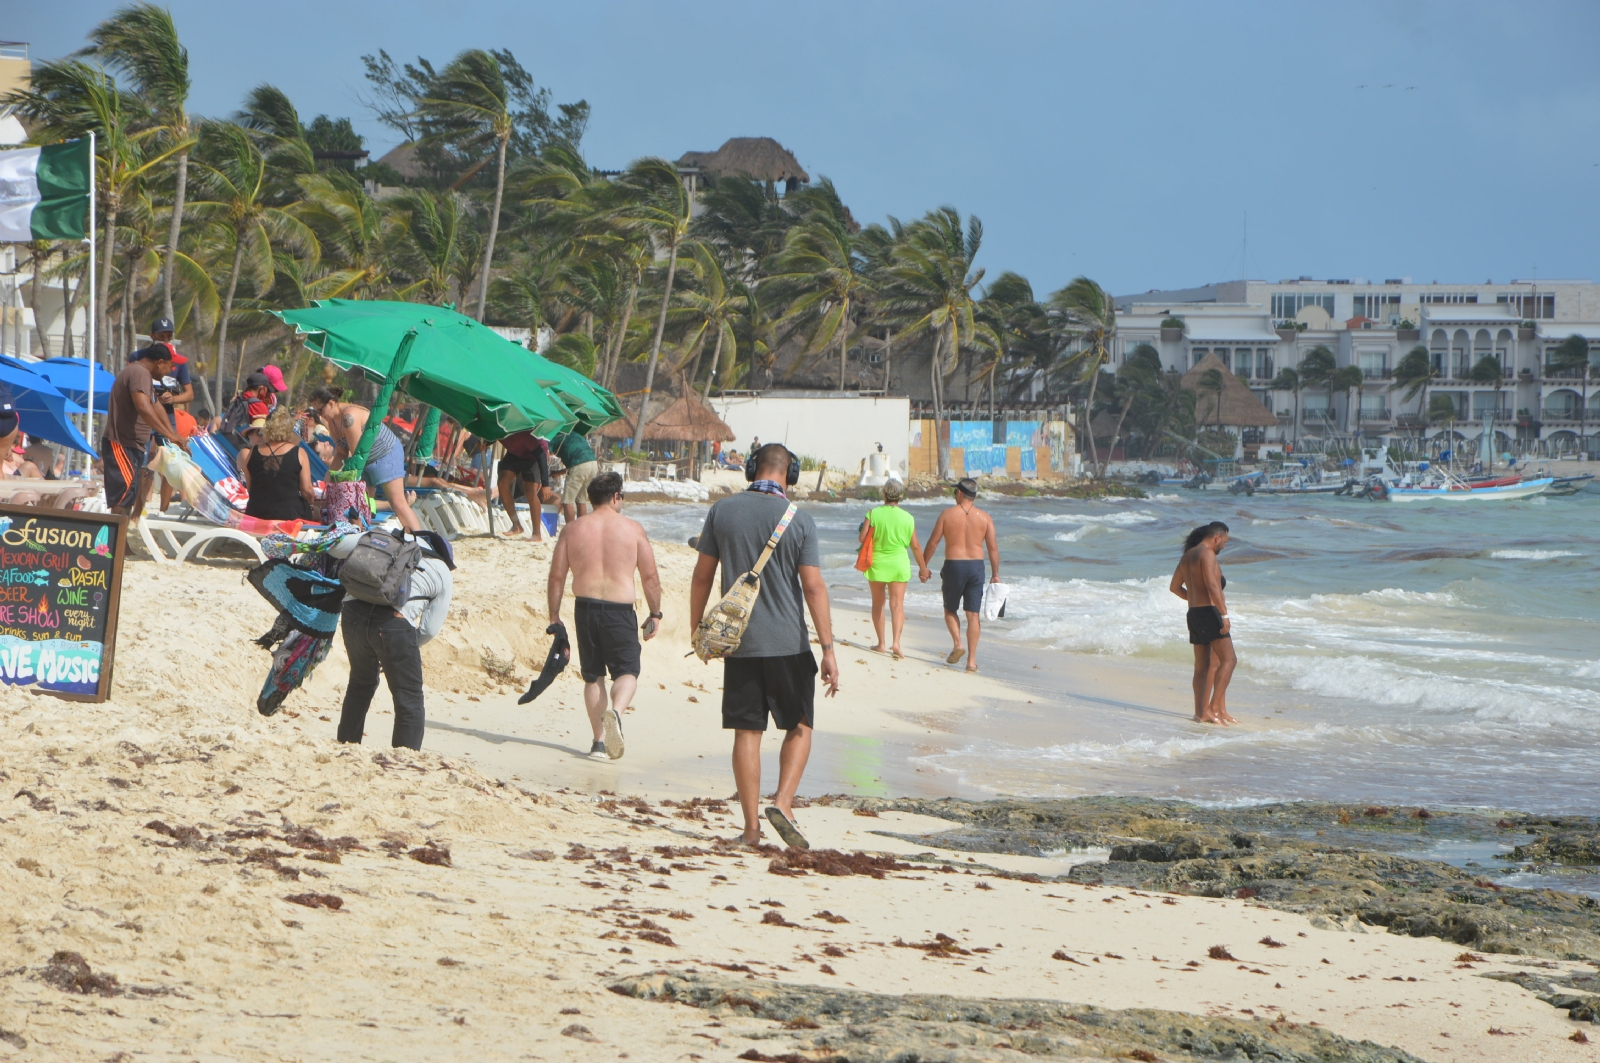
[588,739,608,760]
[602,708,625,760]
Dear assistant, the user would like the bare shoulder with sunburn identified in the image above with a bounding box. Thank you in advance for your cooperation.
[565,509,647,604]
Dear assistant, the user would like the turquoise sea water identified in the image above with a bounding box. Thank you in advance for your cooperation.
[632,484,1600,815]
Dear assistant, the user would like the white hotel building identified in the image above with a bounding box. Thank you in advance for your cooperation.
[1113,278,1600,455]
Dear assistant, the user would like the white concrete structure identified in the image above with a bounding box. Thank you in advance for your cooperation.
[711,392,911,477]
[1115,278,1600,456]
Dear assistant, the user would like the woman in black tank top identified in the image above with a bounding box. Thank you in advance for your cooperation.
[240,410,315,520]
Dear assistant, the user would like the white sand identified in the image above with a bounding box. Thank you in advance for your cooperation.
[0,536,1588,1061]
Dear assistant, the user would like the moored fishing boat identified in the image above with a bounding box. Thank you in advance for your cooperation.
[1387,476,1553,502]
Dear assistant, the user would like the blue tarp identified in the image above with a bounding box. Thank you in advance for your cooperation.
[32,357,112,415]
[0,355,93,454]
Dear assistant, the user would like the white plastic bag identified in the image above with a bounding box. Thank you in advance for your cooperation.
[981,580,1010,621]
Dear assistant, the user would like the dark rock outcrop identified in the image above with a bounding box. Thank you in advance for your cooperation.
[610,970,1428,1062]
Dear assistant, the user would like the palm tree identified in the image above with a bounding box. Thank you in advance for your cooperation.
[291,173,402,302]
[1549,334,1594,451]
[878,207,990,479]
[1331,365,1365,437]
[690,174,789,282]
[1390,346,1437,443]
[6,59,188,367]
[1049,276,1116,476]
[977,271,1046,423]
[1467,355,1508,452]
[769,180,872,391]
[612,158,691,439]
[86,2,192,324]
[187,122,316,407]
[1296,345,1337,431]
[415,50,518,321]
[1268,366,1301,446]
[668,242,743,400]
[391,189,469,304]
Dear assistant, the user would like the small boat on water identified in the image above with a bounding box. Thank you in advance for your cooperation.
[1546,473,1596,496]
[1387,476,1553,502]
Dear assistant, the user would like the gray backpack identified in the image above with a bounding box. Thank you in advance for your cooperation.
[339,528,422,609]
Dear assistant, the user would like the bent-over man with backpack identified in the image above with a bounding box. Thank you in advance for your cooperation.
[690,443,840,849]
[329,528,455,750]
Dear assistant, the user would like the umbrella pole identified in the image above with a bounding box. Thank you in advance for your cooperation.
[486,442,499,538]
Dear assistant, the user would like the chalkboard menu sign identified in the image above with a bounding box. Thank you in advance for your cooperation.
[0,504,128,702]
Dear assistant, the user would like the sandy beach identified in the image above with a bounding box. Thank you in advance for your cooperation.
[0,535,1595,1062]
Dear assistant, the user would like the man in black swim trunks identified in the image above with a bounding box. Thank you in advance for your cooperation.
[923,478,1001,672]
[1169,521,1237,725]
[547,471,663,760]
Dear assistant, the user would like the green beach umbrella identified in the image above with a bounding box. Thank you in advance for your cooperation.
[282,299,620,432]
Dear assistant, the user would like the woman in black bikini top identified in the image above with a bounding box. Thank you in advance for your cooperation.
[1168,521,1238,725]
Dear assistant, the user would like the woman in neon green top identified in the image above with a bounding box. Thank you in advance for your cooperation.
[858,478,929,658]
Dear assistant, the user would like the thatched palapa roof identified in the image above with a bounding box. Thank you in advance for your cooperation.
[599,393,735,442]
[677,137,809,185]
[1180,353,1277,427]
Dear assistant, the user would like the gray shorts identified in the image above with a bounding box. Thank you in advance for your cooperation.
[362,441,406,489]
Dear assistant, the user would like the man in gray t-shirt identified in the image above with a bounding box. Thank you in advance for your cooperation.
[692,443,840,849]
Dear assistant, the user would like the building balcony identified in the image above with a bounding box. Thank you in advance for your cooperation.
[1359,409,1392,423]
[1394,413,1423,427]
[1541,408,1598,425]
[1542,367,1592,381]
[1361,368,1393,380]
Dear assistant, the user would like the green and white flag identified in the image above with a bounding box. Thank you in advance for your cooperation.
[0,139,92,242]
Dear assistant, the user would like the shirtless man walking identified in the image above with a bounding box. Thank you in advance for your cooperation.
[923,477,1001,672]
[1169,521,1237,725]
[547,471,663,760]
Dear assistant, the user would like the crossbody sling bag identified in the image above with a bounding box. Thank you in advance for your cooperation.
[691,501,799,662]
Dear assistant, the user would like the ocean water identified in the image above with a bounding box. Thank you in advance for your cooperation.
[631,484,1600,814]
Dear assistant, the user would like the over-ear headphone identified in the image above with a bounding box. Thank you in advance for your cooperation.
[745,446,801,487]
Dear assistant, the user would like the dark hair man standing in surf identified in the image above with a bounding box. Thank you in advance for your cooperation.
[1169,521,1237,725]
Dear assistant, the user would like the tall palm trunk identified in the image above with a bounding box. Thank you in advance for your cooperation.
[634,234,680,440]
[838,300,849,391]
[160,147,188,321]
[1104,389,1137,478]
[931,327,950,480]
[1292,386,1300,446]
[61,258,81,359]
[215,232,246,406]
[28,247,52,359]
[473,134,509,322]
[603,271,639,389]
[1081,343,1103,478]
[700,325,725,404]
[98,196,120,369]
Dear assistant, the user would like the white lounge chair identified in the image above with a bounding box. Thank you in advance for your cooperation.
[136,510,268,565]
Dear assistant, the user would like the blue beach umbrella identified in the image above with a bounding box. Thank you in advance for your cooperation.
[0,355,93,453]
[32,357,112,415]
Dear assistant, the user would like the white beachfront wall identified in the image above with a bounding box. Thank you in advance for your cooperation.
[711,392,911,477]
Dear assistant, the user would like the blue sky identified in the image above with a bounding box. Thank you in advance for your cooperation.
[17,1,1600,296]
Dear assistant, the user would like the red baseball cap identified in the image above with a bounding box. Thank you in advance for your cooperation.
[261,365,287,392]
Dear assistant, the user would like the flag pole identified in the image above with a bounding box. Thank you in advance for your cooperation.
[86,132,96,456]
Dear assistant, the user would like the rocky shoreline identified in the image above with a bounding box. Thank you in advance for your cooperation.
[611,970,1429,1062]
[824,794,1600,1029]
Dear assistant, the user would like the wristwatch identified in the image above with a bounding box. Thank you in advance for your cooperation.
[649,611,663,619]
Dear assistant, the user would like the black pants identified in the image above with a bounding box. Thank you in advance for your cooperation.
[337,599,426,750]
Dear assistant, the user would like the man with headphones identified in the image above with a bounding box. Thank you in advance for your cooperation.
[691,442,840,849]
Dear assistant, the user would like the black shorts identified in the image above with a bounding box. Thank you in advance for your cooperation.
[500,450,549,485]
[574,597,641,682]
[722,652,817,732]
[1187,606,1230,645]
[941,559,986,615]
[101,438,149,509]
